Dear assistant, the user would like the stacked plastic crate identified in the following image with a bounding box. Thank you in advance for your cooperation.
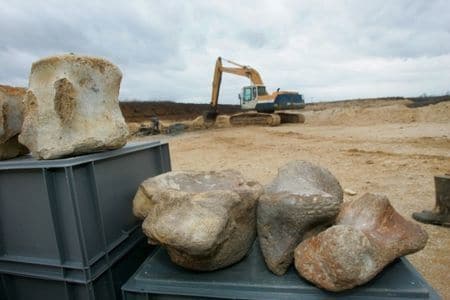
[0,142,170,300]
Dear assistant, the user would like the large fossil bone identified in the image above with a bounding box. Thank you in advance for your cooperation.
[133,170,263,271]
[19,54,128,159]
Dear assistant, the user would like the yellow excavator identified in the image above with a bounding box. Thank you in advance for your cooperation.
[204,57,305,126]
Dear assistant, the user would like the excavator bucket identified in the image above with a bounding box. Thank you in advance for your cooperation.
[203,109,218,123]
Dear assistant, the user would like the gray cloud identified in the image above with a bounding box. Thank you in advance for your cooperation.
[1,0,449,103]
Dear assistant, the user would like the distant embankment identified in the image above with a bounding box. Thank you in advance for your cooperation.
[120,95,450,122]
[407,95,450,108]
[307,95,450,109]
[120,101,241,122]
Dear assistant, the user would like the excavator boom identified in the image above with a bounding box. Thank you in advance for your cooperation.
[209,57,265,112]
[208,58,223,118]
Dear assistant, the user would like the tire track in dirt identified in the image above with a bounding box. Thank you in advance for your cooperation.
[344,148,450,161]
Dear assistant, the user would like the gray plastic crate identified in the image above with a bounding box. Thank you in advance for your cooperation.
[1,238,156,300]
[122,242,440,300]
[0,142,170,281]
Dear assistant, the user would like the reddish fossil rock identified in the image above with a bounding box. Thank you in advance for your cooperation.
[294,193,428,292]
[336,193,428,261]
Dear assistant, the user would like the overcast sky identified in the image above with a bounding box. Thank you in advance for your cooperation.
[1,1,449,103]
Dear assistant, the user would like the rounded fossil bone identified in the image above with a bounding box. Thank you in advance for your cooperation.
[133,170,264,271]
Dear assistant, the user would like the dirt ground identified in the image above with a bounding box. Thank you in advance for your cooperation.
[131,99,450,297]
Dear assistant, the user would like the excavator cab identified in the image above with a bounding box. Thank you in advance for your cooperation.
[239,85,268,109]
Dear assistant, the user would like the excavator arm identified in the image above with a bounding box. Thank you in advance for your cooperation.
[208,57,264,115]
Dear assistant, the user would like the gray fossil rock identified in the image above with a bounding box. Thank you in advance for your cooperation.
[133,170,264,271]
[294,193,428,292]
[0,85,29,160]
[265,161,344,200]
[19,54,129,159]
[258,160,343,275]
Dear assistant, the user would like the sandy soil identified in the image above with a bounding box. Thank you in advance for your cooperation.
[131,100,450,297]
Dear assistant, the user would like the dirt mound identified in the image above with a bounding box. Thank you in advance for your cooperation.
[304,101,450,126]
[305,97,407,112]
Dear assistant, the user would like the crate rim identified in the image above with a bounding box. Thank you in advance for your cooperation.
[0,141,165,170]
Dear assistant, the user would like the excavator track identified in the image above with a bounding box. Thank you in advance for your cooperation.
[229,112,281,126]
[276,112,306,124]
